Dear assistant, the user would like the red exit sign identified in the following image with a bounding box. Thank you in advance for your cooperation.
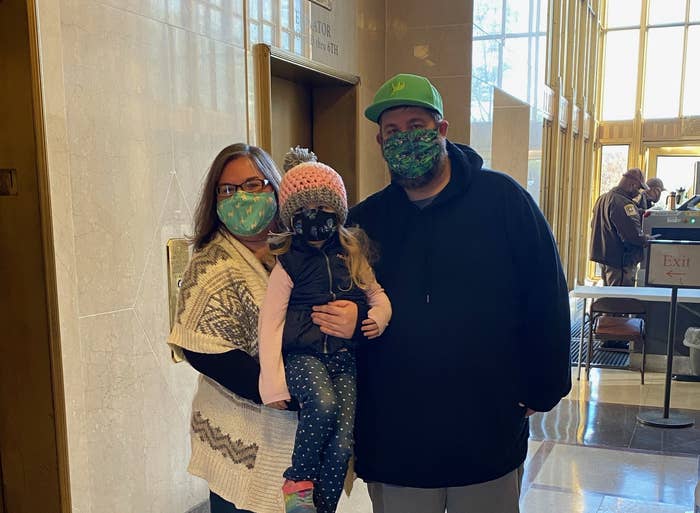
[647,240,700,288]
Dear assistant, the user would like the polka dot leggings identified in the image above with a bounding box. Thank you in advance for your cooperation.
[284,350,356,513]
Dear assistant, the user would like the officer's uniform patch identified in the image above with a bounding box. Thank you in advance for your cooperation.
[625,204,638,216]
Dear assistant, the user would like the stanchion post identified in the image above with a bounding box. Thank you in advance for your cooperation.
[637,240,696,429]
[662,287,677,419]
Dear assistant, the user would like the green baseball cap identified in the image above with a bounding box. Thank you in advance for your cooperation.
[364,73,444,123]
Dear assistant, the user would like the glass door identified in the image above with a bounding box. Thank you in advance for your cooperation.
[646,146,700,207]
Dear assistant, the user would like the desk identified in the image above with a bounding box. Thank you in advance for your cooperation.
[570,286,700,381]
[570,286,700,303]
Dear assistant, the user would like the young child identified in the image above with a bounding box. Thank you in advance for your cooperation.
[258,160,392,513]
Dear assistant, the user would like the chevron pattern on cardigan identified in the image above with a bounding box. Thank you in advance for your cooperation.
[191,410,259,469]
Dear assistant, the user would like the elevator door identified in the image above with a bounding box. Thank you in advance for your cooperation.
[271,76,313,169]
[255,44,359,204]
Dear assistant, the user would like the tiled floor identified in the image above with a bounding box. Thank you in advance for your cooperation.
[569,368,700,410]
[336,368,700,513]
[530,398,700,455]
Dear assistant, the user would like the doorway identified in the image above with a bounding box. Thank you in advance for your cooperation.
[253,44,359,203]
[0,1,68,511]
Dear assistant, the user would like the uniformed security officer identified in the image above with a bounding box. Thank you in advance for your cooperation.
[636,177,665,211]
[590,168,656,286]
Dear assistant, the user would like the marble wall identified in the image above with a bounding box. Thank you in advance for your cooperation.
[356,0,389,200]
[386,0,473,143]
[37,0,249,510]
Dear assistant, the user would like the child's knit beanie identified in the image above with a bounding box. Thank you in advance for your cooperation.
[278,162,348,230]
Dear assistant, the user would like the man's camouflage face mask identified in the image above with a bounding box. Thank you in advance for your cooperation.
[382,128,442,179]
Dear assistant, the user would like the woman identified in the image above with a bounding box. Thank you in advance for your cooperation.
[168,143,359,513]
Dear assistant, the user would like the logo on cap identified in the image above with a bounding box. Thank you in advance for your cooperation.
[390,80,406,96]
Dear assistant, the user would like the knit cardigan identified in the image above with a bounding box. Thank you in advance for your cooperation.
[167,229,297,513]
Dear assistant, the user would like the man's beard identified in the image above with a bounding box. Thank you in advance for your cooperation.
[387,138,448,190]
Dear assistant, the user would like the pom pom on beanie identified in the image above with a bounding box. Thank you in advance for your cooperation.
[283,146,317,172]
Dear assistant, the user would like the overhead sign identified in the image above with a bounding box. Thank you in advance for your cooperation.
[646,240,700,288]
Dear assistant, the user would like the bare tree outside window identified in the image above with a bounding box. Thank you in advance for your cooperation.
[471,0,549,201]
[599,146,630,197]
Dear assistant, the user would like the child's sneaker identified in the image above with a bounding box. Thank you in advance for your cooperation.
[283,480,316,513]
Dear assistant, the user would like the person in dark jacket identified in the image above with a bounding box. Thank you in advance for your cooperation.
[590,168,654,286]
[259,160,391,513]
[312,73,571,513]
[636,177,665,211]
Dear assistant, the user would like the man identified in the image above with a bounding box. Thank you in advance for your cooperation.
[341,74,570,513]
[637,177,665,211]
[590,168,654,287]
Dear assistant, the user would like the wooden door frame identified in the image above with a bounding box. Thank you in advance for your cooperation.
[0,1,72,511]
[253,44,360,203]
[253,43,359,152]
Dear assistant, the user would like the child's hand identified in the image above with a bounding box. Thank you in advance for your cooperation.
[267,400,289,410]
[361,318,380,339]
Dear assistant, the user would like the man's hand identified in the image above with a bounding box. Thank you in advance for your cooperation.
[311,300,358,339]
[644,233,661,245]
[267,400,289,410]
[361,318,380,339]
[519,402,536,417]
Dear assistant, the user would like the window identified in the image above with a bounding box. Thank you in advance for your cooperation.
[600,0,700,121]
[601,30,640,120]
[648,0,686,25]
[600,146,630,196]
[476,0,503,35]
[506,0,530,34]
[471,37,500,122]
[600,5,642,121]
[605,0,641,28]
[692,0,700,22]
[471,0,549,203]
[250,0,308,56]
[538,0,547,32]
[472,0,549,121]
[683,26,700,116]
[262,0,273,22]
[655,156,700,204]
[502,37,530,103]
[643,27,684,119]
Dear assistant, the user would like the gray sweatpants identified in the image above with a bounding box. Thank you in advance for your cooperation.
[367,466,523,513]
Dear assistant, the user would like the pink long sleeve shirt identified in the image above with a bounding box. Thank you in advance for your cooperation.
[258,263,392,405]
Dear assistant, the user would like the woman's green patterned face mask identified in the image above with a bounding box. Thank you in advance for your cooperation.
[217,191,277,237]
[382,128,442,178]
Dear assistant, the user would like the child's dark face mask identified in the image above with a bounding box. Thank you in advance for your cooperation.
[292,208,338,242]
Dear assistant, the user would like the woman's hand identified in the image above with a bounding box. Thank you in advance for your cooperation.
[267,400,289,410]
[311,300,358,339]
[361,318,380,339]
[518,402,536,417]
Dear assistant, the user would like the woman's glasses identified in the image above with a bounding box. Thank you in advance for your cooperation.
[216,178,270,197]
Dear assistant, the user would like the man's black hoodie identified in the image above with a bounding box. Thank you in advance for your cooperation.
[348,141,571,487]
